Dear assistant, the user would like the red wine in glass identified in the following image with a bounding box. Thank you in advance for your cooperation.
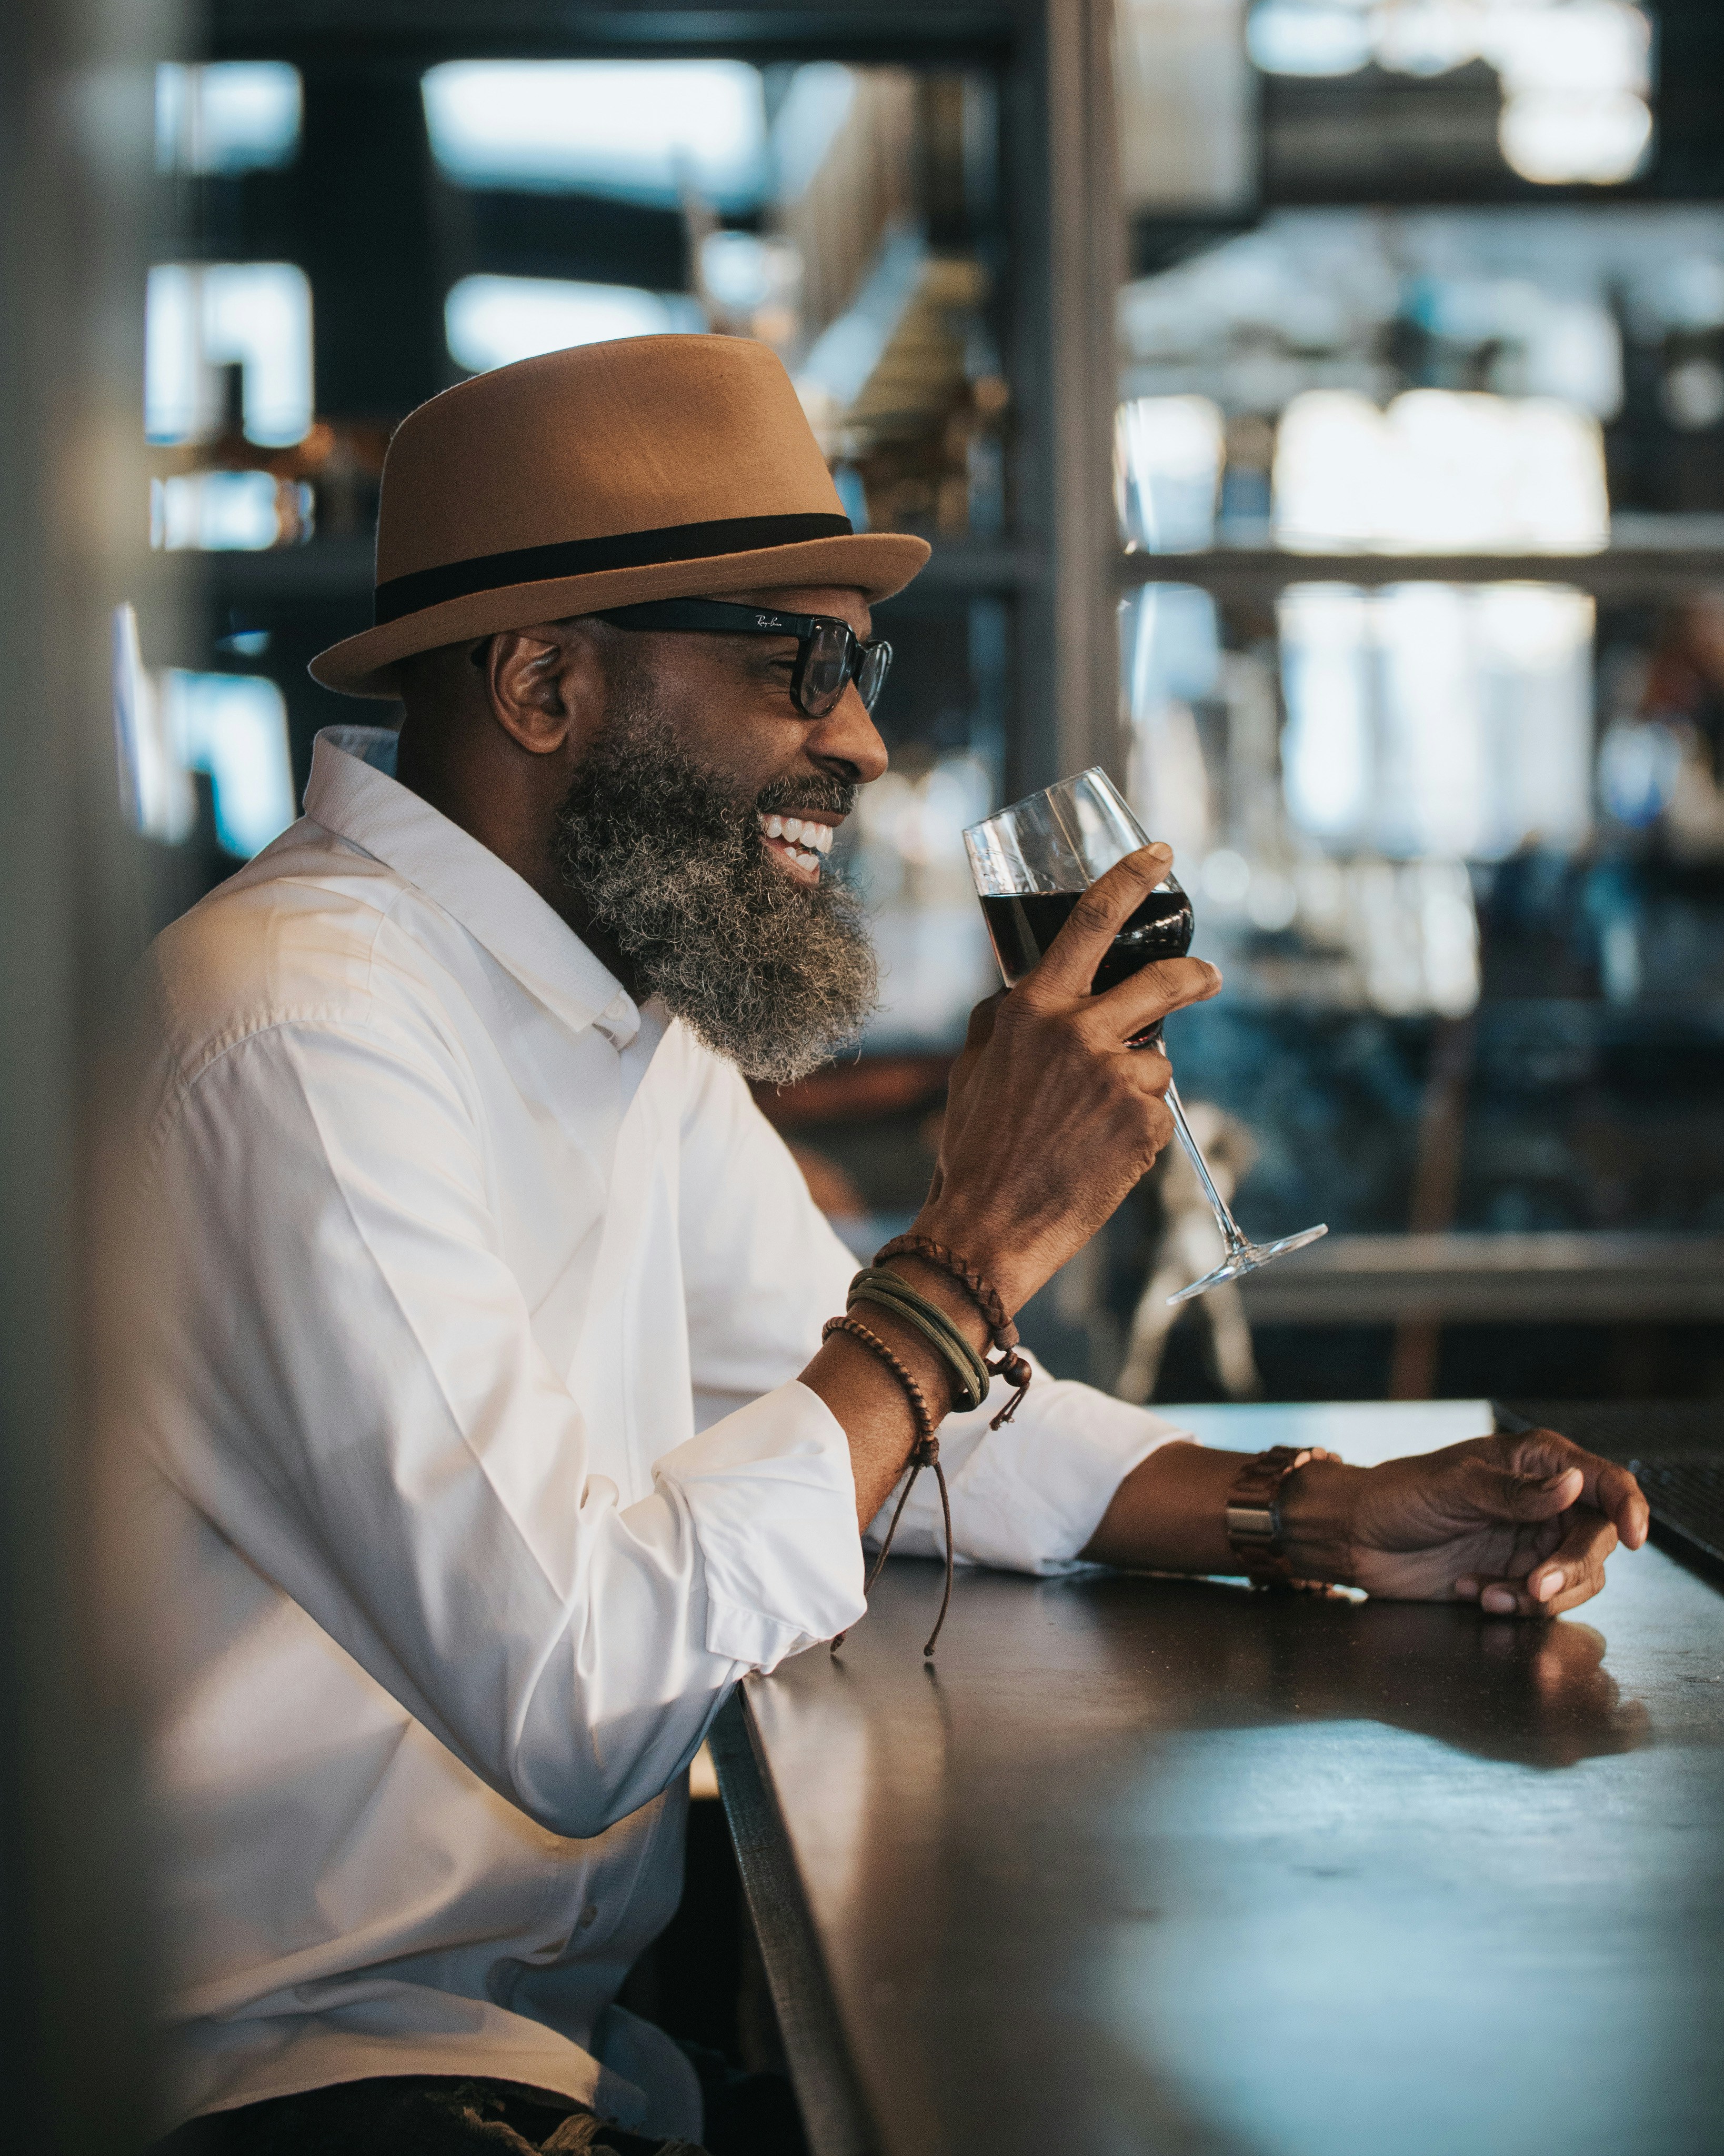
[979,886,1195,1047]
[965,768,1326,1305]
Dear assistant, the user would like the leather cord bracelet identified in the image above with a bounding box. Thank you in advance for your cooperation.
[873,1233,1033,1428]
[846,1265,989,1413]
[821,1314,955,1659]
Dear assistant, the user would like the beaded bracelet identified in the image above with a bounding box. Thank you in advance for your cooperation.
[874,1233,1033,1429]
[846,1265,989,1413]
[821,1313,955,1660]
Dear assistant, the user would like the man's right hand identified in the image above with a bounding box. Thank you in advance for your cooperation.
[916,844,1220,1314]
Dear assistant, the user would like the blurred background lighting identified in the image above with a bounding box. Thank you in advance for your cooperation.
[1499,89,1653,185]
[1272,387,1609,552]
[1116,395,1226,552]
[422,61,769,208]
[1371,2,1482,75]
[700,232,779,313]
[1247,0,1655,187]
[150,471,306,552]
[1662,359,1724,433]
[1201,849,1254,910]
[113,614,296,861]
[145,261,314,446]
[697,230,804,349]
[1247,5,1374,77]
[1122,582,1224,867]
[161,671,296,859]
[769,63,859,199]
[1278,579,1594,862]
[1598,717,1685,827]
[847,753,998,1051]
[444,275,699,373]
[112,604,190,846]
[1278,583,1375,841]
[155,62,303,176]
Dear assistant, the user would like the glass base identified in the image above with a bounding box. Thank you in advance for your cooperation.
[1165,1223,1329,1306]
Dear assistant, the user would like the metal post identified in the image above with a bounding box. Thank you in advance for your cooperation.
[1007,0,1125,794]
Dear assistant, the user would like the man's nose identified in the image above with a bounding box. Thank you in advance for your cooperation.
[807,679,889,785]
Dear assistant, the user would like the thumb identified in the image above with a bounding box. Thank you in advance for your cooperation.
[1459,1460,1583,1526]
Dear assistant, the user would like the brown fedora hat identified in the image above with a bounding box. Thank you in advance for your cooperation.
[310,334,930,697]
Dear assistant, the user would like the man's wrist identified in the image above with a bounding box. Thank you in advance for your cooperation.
[1275,1458,1368,1585]
[904,1209,1031,1320]
[878,1251,995,1360]
[841,1294,963,1422]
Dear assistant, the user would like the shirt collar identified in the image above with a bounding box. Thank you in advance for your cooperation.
[303,725,640,1048]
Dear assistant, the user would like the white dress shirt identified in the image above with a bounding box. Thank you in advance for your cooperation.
[124,726,1188,2138]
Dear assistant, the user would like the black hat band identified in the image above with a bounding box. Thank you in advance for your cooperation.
[373,512,855,627]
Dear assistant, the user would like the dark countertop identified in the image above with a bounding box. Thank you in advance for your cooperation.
[711,1402,1724,2156]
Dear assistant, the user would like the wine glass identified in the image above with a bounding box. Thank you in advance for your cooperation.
[964,768,1326,1304]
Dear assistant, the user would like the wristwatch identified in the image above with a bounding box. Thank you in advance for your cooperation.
[1225,1444,1338,1588]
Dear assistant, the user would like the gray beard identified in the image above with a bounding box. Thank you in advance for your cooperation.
[550,688,879,1085]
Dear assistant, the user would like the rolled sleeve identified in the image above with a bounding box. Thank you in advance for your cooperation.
[867,1356,1194,1575]
[656,1380,865,1666]
[670,1049,1194,1591]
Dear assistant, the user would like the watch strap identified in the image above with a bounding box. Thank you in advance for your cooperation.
[1225,1444,1322,1586]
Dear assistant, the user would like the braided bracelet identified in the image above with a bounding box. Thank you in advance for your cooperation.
[847,1265,989,1413]
[874,1233,1034,1429]
[821,1314,955,1660]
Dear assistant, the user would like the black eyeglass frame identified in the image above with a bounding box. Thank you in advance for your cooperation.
[593,597,893,720]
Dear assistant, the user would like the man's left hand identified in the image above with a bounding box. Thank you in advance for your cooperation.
[1330,1429,1650,1616]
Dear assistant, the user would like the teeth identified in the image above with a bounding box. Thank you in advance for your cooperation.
[757,813,836,864]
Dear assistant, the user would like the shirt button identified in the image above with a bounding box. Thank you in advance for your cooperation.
[578,1903,599,1930]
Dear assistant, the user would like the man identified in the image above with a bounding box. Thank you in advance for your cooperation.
[127,337,1646,2156]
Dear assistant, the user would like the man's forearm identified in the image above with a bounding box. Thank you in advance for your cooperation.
[1080,1441,1365,1579]
[800,1254,997,1532]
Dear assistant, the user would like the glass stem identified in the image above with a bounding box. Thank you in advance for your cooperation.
[1165,1075,1250,1254]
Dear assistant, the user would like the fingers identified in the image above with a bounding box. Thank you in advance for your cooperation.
[1593,1459,1650,1550]
[944,992,1004,1105]
[996,843,1220,1045]
[1024,846,1174,1000]
[1456,1458,1586,1529]
[961,990,1005,1054]
[1144,1093,1176,1161]
[1461,1506,1620,1618]
[1088,954,1222,1043]
[1500,1428,1650,1551]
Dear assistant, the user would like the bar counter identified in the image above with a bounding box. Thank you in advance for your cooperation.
[710,1402,1724,2156]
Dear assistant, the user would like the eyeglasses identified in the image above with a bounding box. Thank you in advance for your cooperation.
[594,598,893,721]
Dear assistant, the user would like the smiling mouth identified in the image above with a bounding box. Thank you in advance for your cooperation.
[758,812,835,880]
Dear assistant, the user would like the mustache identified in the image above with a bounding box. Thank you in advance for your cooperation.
[754,772,858,820]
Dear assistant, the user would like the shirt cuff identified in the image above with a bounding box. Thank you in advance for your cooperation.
[655,1381,865,1669]
[867,1366,1194,1576]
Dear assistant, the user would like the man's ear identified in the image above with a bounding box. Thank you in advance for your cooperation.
[483,625,604,758]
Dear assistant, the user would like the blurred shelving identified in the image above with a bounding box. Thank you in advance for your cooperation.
[194,518,1724,615]
[1236,1231,1724,1325]
[198,533,373,601]
[1122,514,1724,602]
